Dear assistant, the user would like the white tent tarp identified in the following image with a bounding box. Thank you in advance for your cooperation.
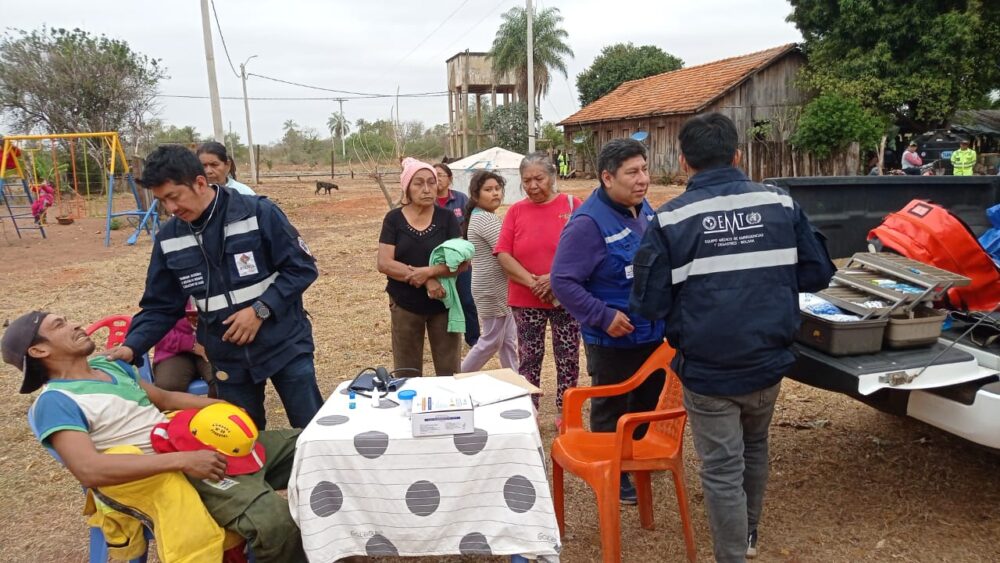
[449,147,525,205]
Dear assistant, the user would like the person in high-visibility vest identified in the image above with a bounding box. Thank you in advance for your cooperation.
[951,139,976,176]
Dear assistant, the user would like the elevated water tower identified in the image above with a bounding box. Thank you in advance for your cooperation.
[446,51,516,158]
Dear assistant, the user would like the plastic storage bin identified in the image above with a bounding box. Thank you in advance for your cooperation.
[884,307,947,349]
[796,312,888,356]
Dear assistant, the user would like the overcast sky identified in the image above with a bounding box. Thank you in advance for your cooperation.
[3,0,802,144]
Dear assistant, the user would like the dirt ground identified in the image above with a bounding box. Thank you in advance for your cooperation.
[1,175,998,563]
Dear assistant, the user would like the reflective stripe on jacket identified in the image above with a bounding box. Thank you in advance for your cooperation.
[951,148,976,175]
[125,187,318,383]
[630,167,835,396]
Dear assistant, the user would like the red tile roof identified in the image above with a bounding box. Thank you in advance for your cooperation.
[559,44,799,126]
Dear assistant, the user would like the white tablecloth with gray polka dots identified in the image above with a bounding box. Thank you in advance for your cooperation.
[288,378,561,562]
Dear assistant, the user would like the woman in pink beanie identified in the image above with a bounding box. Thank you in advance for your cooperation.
[377,157,467,375]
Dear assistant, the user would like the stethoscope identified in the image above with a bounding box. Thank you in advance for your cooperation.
[348,366,420,399]
[186,187,231,381]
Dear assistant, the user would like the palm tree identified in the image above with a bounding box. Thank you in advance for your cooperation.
[326,111,350,158]
[489,6,574,108]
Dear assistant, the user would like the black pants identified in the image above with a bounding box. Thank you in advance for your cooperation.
[585,341,665,439]
[457,268,480,346]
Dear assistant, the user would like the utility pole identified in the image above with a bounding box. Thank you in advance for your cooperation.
[200,0,225,142]
[240,55,258,184]
[526,0,535,153]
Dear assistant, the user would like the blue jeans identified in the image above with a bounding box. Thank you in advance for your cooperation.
[457,268,480,346]
[683,381,781,563]
[217,353,324,430]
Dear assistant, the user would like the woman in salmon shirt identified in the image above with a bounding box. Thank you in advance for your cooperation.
[495,152,582,427]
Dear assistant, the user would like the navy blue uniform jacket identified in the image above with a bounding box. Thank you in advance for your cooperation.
[629,167,834,396]
[125,187,318,384]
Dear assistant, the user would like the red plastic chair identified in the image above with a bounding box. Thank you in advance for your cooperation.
[551,342,696,563]
[85,315,133,349]
[86,315,209,396]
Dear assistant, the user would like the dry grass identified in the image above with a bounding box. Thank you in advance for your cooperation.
[1,176,998,562]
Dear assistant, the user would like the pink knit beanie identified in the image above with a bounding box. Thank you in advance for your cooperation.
[399,157,437,202]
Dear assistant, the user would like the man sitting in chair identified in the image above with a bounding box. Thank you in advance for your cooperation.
[2,310,306,563]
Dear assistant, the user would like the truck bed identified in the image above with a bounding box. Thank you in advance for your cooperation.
[789,338,1000,449]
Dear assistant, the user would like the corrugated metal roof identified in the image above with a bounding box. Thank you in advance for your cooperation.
[559,44,799,126]
[951,109,1000,136]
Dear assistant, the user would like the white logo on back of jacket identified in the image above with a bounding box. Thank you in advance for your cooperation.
[702,210,767,249]
[702,210,764,235]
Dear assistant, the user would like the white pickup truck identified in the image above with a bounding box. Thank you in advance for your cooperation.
[789,317,1000,450]
[763,175,1000,450]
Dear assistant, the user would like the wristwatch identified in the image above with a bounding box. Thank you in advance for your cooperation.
[251,300,271,321]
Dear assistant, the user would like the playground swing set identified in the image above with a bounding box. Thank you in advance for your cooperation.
[0,131,159,246]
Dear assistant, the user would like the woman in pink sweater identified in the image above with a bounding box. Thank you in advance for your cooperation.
[152,303,215,395]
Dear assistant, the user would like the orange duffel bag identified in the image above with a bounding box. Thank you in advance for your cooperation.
[868,199,1000,311]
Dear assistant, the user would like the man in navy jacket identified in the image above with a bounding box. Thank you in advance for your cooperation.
[107,145,323,431]
[630,113,834,562]
[551,138,666,505]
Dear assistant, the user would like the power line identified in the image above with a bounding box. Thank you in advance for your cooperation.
[546,97,562,122]
[210,0,241,79]
[386,0,472,72]
[246,72,448,98]
[158,92,449,101]
[564,76,578,111]
[430,0,511,62]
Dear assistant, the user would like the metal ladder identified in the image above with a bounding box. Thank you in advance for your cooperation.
[0,177,46,239]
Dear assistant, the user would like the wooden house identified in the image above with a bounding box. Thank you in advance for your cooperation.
[559,44,858,181]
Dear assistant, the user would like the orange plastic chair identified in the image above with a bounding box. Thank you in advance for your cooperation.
[85,315,132,348]
[551,341,696,563]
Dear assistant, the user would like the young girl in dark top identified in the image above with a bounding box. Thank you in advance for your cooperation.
[376,158,466,376]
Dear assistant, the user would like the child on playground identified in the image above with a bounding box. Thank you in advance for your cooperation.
[152,299,216,396]
[31,181,54,224]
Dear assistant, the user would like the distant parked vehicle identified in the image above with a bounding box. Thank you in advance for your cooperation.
[910,130,966,174]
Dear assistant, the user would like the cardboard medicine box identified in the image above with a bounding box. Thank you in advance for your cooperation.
[411,393,474,437]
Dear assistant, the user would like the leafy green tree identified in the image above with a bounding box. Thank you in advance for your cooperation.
[538,122,564,150]
[790,92,885,159]
[489,6,574,107]
[0,27,165,140]
[224,131,247,161]
[575,43,683,106]
[787,0,1000,133]
[403,126,447,161]
[345,128,395,162]
[355,118,396,138]
[484,102,537,154]
[138,119,201,153]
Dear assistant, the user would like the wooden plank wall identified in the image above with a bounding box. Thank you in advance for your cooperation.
[561,53,860,181]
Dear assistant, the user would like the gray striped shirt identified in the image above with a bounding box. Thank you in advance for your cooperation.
[467,209,511,318]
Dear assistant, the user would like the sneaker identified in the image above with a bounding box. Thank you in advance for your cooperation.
[619,473,637,505]
[554,415,563,431]
[746,529,758,559]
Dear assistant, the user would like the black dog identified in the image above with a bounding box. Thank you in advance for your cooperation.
[315,181,339,195]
